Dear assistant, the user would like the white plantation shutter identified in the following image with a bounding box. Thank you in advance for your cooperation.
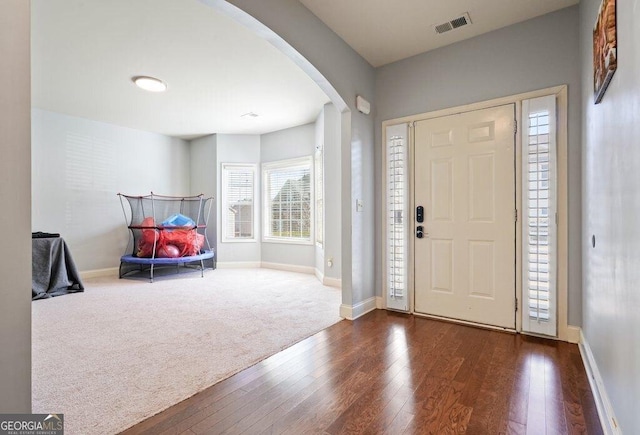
[385,123,409,312]
[522,95,557,336]
[263,157,313,243]
[222,164,257,242]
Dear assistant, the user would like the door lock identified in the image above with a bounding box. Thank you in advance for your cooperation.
[416,225,424,239]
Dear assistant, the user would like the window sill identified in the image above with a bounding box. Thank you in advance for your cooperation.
[262,237,314,246]
[221,238,257,243]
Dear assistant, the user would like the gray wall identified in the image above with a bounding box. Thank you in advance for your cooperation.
[261,123,316,267]
[261,123,315,162]
[0,0,31,413]
[374,6,583,325]
[190,134,217,252]
[215,133,262,263]
[31,109,191,271]
[315,103,342,281]
[323,104,342,281]
[580,0,640,432]
[314,109,325,274]
[190,121,336,271]
[208,0,377,307]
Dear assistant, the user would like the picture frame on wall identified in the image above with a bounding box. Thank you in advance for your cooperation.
[593,0,617,104]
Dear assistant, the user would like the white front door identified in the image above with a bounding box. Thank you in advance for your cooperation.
[414,104,516,329]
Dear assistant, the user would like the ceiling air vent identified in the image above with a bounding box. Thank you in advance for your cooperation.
[435,12,472,34]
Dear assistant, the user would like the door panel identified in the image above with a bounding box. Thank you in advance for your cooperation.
[431,239,453,293]
[431,159,453,221]
[414,104,516,329]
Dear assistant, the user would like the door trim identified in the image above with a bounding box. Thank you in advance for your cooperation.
[381,85,569,341]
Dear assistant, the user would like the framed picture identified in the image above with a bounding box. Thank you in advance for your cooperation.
[593,0,617,104]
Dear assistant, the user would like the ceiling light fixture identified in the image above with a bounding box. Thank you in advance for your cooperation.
[132,76,167,92]
[241,112,259,118]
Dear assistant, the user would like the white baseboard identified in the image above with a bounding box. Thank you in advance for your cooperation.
[566,325,581,344]
[80,267,119,280]
[261,262,315,275]
[579,329,621,435]
[216,261,262,269]
[322,276,341,289]
[375,296,384,309]
[313,268,342,289]
[340,296,377,320]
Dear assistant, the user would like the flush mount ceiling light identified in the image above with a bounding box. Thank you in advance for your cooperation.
[132,76,167,92]
[240,112,259,118]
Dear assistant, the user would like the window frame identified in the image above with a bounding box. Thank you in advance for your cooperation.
[314,145,324,248]
[383,123,410,312]
[262,156,314,245]
[221,163,258,243]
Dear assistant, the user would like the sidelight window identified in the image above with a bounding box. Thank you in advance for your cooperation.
[522,95,557,336]
[385,123,409,312]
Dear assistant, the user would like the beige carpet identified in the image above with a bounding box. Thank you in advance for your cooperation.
[32,268,342,435]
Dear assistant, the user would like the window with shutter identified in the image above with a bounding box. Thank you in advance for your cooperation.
[263,156,313,244]
[522,95,557,336]
[221,163,257,242]
[385,123,409,312]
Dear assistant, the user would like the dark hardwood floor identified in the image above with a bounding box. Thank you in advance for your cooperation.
[121,310,602,434]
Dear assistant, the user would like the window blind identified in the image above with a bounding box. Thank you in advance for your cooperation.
[263,157,312,242]
[522,95,557,336]
[222,164,255,241]
[385,123,409,311]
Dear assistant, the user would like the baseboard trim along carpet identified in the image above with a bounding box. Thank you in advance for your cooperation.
[314,268,341,289]
[80,267,119,280]
[578,329,621,435]
[340,297,377,320]
[261,261,315,275]
[322,276,341,289]
[216,261,262,269]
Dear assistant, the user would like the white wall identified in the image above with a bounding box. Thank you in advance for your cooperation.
[261,123,316,268]
[190,134,217,252]
[0,0,31,413]
[216,134,261,263]
[31,109,191,271]
[374,6,583,325]
[580,0,640,432]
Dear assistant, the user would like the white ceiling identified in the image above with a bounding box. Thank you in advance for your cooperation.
[31,0,330,139]
[32,1,580,140]
[298,0,580,67]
